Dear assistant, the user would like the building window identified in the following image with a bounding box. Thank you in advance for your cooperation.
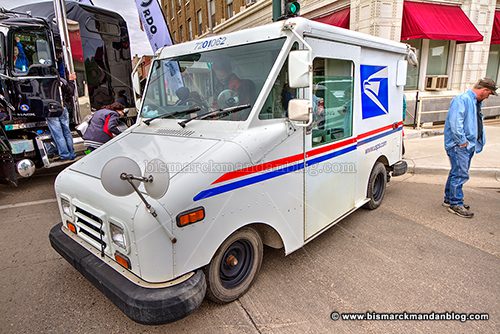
[426,40,450,76]
[209,0,215,27]
[171,0,175,17]
[486,44,500,83]
[188,19,193,40]
[179,25,183,42]
[197,10,203,36]
[226,0,234,19]
[405,40,421,90]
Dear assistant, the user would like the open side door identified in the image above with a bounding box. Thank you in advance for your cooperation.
[304,38,360,240]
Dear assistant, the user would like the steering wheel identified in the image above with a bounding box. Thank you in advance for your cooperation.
[217,89,239,109]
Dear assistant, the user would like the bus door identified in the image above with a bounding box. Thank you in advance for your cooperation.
[304,38,360,240]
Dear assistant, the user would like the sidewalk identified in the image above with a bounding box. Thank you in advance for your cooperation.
[403,124,500,182]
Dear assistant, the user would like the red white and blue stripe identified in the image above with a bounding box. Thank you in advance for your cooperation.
[193,122,403,201]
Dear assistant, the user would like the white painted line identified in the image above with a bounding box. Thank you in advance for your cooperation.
[0,198,57,211]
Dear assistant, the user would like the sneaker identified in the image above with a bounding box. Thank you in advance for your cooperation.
[442,202,470,210]
[448,205,474,218]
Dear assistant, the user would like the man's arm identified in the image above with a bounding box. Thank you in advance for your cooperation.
[448,97,468,147]
[106,113,122,136]
[15,37,26,58]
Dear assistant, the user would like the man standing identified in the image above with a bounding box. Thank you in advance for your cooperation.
[46,73,77,160]
[443,78,496,218]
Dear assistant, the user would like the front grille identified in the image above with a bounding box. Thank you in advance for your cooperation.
[74,206,107,251]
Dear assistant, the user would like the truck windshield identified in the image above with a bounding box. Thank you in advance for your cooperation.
[11,29,54,76]
[141,38,285,121]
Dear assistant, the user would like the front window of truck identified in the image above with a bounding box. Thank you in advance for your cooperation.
[141,38,285,121]
[11,29,55,76]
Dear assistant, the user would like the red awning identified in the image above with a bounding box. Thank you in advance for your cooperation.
[314,7,350,29]
[492,11,500,44]
[401,1,483,43]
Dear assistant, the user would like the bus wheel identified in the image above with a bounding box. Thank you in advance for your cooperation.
[204,227,263,303]
[364,162,387,210]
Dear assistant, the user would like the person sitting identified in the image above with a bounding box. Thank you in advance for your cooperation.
[212,57,255,118]
[83,102,125,151]
[13,37,29,72]
[175,87,191,106]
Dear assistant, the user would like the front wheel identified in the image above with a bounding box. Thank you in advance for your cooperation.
[204,227,263,303]
[364,162,387,210]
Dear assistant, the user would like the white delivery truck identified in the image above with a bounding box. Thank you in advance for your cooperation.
[49,17,413,324]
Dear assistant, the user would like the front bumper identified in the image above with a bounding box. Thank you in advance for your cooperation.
[49,223,206,325]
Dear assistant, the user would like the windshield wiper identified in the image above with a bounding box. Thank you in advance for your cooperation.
[178,104,251,128]
[143,106,201,125]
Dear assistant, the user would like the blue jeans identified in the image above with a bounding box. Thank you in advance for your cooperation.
[444,145,474,206]
[46,108,75,160]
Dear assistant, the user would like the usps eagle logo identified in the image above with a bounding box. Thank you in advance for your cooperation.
[360,65,389,119]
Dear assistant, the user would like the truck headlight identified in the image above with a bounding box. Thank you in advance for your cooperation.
[110,222,127,250]
[61,198,72,218]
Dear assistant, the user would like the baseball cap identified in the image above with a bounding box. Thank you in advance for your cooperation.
[476,78,498,95]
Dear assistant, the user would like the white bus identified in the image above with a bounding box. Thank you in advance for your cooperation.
[50,17,412,324]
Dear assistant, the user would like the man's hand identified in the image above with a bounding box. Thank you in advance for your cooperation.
[68,73,77,81]
[459,142,468,148]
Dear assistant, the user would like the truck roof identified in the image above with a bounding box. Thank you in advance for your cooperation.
[158,17,408,59]
[12,1,126,25]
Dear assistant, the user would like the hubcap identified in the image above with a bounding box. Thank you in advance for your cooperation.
[219,239,254,289]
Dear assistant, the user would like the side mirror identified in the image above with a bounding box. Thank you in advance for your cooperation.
[288,99,310,122]
[288,50,310,88]
[132,71,142,98]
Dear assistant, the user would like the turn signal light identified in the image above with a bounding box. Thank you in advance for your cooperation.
[115,252,131,270]
[176,207,205,227]
[67,221,77,234]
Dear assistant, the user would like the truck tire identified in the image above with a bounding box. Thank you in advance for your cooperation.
[364,162,387,210]
[204,227,263,303]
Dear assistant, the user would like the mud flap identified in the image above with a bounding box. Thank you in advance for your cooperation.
[0,147,17,186]
[0,120,16,185]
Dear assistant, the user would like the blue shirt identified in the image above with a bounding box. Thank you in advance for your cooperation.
[15,42,29,72]
[444,89,485,153]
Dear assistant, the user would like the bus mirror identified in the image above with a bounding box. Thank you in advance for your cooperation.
[288,99,310,122]
[288,50,310,88]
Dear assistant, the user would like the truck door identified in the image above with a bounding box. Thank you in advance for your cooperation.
[304,38,360,240]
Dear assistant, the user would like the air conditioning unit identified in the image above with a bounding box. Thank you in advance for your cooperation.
[425,75,449,90]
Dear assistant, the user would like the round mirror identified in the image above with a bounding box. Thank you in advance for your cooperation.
[101,157,141,197]
[144,159,170,199]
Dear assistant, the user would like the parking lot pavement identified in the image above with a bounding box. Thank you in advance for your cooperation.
[0,173,498,333]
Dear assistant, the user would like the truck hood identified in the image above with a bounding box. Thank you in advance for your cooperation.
[69,132,220,179]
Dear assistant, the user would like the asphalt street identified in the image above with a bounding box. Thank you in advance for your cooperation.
[0,171,498,334]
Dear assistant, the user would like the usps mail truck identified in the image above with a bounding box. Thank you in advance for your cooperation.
[49,17,412,324]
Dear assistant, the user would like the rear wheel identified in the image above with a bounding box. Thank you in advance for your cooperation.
[364,162,387,210]
[204,227,263,303]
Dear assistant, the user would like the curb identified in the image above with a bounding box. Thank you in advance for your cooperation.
[404,160,500,180]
